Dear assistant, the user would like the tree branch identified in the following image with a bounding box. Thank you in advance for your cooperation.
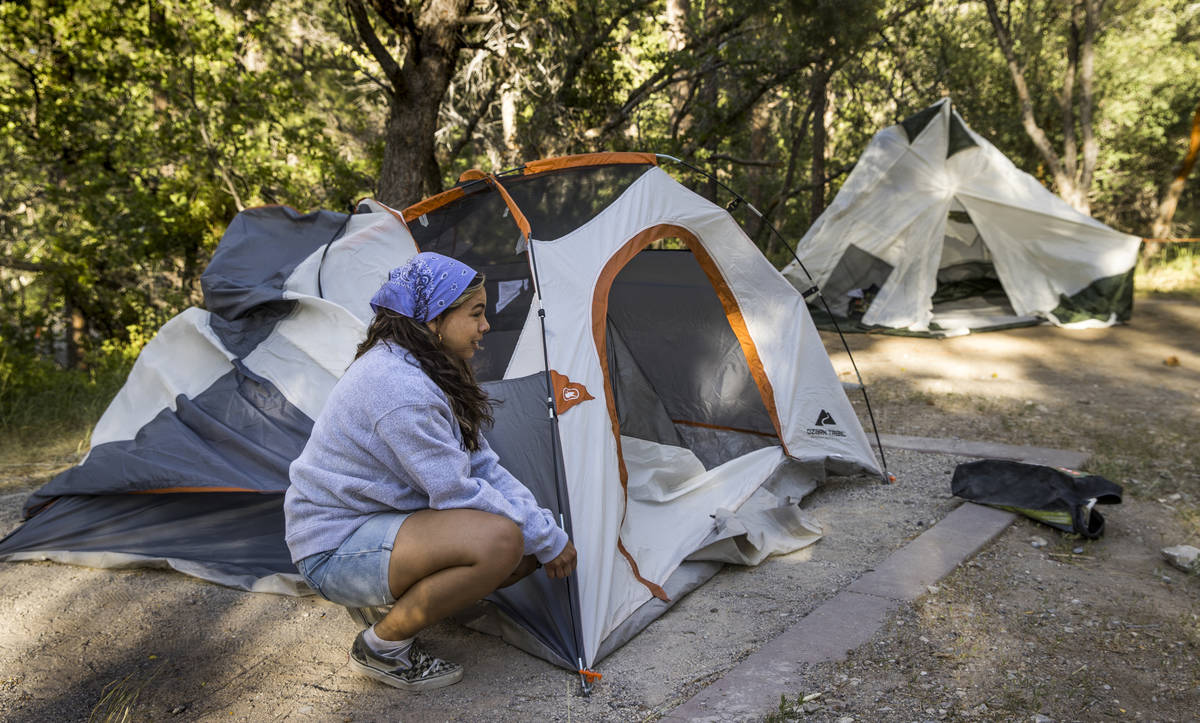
[346,0,403,88]
[0,255,54,272]
[553,0,661,106]
[762,101,815,221]
[708,154,780,168]
[0,47,42,141]
[984,0,1071,198]
[447,75,503,161]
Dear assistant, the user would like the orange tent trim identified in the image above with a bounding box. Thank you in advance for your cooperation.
[590,222,785,601]
[523,152,657,175]
[402,187,467,223]
[401,153,658,222]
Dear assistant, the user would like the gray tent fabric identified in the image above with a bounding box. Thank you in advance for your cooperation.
[607,250,775,441]
[606,321,685,448]
[202,206,350,358]
[23,369,312,514]
[201,206,349,320]
[0,493,297,591]
[464,373,584,670]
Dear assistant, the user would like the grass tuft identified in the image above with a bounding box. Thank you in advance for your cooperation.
[88,663,162,723]
[0,348,131,471]
[1136,244,1200,298]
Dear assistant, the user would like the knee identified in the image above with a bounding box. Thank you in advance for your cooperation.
[479,514,523,568]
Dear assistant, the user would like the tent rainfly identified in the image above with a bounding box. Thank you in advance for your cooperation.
[783,99,1142,336]
[0,153,881,676]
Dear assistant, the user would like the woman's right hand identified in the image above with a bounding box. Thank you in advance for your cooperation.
[544,540,577,579]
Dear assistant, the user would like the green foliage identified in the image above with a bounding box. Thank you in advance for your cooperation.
[1137,244,1200,299]
[1092,1,1200,232]
[0,0,380,353]
[0,339,132,455]
[0,0,1196,415]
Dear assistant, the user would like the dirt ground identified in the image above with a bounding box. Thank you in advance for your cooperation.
[1,298,1198,722]
[773,297,1200,722]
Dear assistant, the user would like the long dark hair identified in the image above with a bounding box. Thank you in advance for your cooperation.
[355,276,493,451]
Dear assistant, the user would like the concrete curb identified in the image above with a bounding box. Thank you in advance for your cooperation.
[878,433,1090,469]
[663,502,1015,722]
[664,437,1091,721]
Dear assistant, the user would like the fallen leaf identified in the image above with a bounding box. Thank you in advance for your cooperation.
[1164,356,1180,367]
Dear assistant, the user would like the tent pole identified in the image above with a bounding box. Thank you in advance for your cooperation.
[314,212,354,300]
[508,179,596,693]
[655,154,892,484]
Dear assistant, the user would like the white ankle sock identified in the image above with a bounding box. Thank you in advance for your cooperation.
[364,625,414,662]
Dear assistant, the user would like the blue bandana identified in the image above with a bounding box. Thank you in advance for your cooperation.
[370,252,479,323]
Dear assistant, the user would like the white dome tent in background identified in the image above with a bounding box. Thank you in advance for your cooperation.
[783,98,1141,336]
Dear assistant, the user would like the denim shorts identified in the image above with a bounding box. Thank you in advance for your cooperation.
[296,511,411,608]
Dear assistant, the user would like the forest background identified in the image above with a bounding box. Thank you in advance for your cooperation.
[1,0,1198,457]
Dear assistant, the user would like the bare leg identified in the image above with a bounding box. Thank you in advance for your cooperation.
[373,508,524,641]
[498,555,539,588]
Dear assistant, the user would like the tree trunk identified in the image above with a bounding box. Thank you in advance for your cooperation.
[1145,99,1200,257]
[350,0,472,208]
[379,96,446,206]
[697,0,720,202]
[1061,0,1081,177]
[665,0,692,129]
[809,62,829,222]
[747,97,773,250]
[983,0,1088,211]
[1075,0,1101,212]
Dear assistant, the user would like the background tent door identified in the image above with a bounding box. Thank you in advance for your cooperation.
[930,200,1039,332]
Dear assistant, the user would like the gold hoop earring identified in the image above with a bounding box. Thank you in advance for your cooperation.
[437,333,443,344]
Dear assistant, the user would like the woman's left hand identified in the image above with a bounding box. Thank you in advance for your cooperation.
[544,540,577,579]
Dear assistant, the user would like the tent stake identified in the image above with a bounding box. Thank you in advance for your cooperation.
[578,661,601,695]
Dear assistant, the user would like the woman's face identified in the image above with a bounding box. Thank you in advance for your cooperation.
[428,286,489,361]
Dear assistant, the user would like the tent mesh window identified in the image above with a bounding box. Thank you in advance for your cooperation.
[606,248,777,470]
[409,163,654,381]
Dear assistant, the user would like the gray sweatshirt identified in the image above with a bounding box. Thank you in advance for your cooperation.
[284,342,568,564]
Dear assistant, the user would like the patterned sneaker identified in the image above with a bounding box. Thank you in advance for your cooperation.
[348,631,464,691]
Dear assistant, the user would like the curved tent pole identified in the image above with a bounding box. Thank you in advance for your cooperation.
[315,212,354,300]
[655,154,892,484]
[477,171,599,694]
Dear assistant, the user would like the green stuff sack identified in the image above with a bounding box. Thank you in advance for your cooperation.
[951,460,1123,539]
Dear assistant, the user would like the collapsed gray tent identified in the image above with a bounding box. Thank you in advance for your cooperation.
[783,99,1142,336]
[0,154,880,674]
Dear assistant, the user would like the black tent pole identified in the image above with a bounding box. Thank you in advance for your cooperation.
[518,201,597,695]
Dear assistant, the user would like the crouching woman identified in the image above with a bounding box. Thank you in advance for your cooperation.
[284,252,577,691]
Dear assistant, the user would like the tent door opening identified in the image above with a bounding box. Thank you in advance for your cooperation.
[603,248,778,489]
[930,200,1039,332]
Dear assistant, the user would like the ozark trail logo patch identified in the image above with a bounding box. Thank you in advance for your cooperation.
[806,409,846,438]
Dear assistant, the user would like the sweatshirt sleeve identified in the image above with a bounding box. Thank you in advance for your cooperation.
[371,403,568,564]
[468,435,568,563]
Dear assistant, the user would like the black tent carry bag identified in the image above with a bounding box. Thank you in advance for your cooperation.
[951,459,1123,539]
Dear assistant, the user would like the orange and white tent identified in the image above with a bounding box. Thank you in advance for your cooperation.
[403,153,882,669]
